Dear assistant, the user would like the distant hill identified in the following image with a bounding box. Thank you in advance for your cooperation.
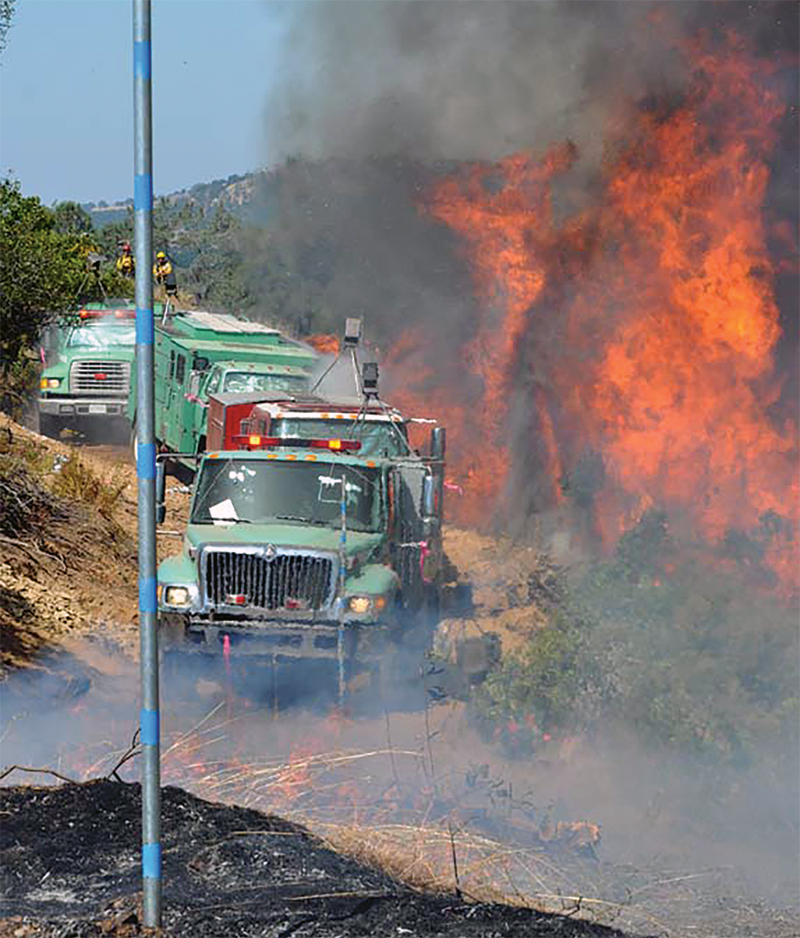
[83,170,278,228]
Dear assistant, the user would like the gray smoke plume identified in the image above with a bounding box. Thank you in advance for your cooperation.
[263,1,690,171]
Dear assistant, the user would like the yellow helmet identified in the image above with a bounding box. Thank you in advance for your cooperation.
[156,251,166,260]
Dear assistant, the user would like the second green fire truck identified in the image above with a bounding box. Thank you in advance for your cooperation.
[127,307,318,464]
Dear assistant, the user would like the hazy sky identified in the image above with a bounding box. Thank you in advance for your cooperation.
[0,0,283,205]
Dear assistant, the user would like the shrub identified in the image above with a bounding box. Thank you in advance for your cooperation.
[50,457,127,518]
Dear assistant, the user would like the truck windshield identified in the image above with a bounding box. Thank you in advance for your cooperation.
[223,372,308,394]
[273,418,409,457]
[191,458,381,532]
[67,326,136,348]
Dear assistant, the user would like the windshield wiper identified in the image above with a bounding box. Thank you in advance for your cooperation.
[276,515,332,526]
[192,517,254,524]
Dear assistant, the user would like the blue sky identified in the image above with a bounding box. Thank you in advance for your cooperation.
[0,0,284,205]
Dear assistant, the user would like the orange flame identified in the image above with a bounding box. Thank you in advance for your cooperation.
[306,334,340,355]
[386,31,798,594]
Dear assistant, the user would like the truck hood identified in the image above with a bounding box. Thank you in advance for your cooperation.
[51,347,135,368]
[185,523,383,557]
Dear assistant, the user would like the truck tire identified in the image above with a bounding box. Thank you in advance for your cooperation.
[39,413,63,440]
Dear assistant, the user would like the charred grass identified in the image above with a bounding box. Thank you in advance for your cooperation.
[0,779,638,938]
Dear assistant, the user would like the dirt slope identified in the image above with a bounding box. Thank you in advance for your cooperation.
[0,417,190,669]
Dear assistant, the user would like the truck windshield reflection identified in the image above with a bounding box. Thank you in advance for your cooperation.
[190,459,381,533]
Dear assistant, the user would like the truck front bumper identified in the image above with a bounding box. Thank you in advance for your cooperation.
[38,397,128,417]
[161,614,391,661]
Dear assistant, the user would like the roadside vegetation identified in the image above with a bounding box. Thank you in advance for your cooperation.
[473,521,799,774]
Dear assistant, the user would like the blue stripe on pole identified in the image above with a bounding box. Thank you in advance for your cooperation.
[139,575,158,614]
[133,40,151,81]
[134,173,153,212]
[137,442,156,479]
[135,307,154,345]
[142,842,162,879]
[140,707,160,746]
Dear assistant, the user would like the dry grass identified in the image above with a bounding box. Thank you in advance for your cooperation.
[73,713,638,932]
[49,456,128,518]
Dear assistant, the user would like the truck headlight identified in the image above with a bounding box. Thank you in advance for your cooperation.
[164,585,191,607]
[347,596,372,614]
[347,595,388,614]
[40,378,61,389]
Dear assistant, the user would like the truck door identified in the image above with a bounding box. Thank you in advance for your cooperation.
[391,464,433,609]
[164,353,185,449]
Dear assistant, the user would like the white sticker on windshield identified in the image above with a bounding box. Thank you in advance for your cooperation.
[317,474,362,506]
[209,498,238,525]
[317,475,341,504]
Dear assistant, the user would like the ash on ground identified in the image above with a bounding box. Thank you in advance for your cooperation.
[0,779,636,938]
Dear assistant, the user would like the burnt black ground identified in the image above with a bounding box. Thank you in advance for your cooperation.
[0,780,646,937]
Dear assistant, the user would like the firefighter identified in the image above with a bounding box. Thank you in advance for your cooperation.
[153,250,178,298]
[116,241,135,278]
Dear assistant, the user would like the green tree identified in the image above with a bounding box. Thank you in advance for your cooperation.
[52,200,93,235]
[0,0,14,58]
[0,179,85,368]
[0,180,132,394]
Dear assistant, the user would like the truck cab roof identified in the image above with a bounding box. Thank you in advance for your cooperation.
[208,391,405,419]
[203,445,430,472]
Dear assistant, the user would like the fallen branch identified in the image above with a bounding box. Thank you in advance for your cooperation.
[106,728,141,781]
[0,764,81,784]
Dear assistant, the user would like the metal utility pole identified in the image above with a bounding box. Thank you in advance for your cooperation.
[133,0,161,926]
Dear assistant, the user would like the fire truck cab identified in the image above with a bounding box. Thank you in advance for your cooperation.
[206,392,413,459]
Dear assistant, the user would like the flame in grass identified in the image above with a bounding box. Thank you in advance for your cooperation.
[388,30,798,593]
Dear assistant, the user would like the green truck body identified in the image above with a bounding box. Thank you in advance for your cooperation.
[158,440,445,665]
[126,308,318,458]
[38,303,144,436]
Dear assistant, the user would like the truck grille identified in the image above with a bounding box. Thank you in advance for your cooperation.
[70,360,130,395]
[203,550,334,611]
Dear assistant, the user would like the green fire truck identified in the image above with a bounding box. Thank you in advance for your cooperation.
[127,308,317,463]
[38,302,143,438]
[156,425,446,686]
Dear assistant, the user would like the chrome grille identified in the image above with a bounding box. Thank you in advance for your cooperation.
[70,360,130,395]
[203,550,334,611]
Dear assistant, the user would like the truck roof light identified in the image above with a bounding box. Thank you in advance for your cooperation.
[78,308,136,320]
[232,435,362,452]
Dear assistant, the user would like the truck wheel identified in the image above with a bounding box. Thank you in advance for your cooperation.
[374,630,429,713]
[39,413,62,440]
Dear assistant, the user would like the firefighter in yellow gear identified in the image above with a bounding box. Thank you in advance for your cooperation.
[153,250,178,298]
[116,241,135,277]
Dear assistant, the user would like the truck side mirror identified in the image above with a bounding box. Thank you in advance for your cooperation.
[422,472,440,538]
[422,472,436,517]
[188,372,202,398]
[430,427,446,461]
[156,461,166,525]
